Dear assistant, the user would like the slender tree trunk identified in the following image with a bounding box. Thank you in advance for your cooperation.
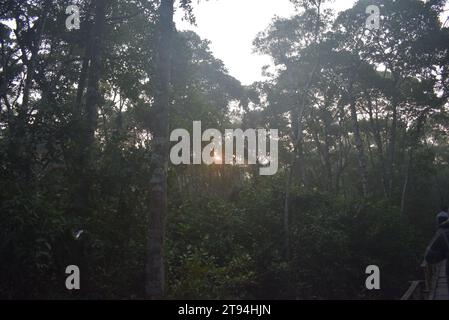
[400,151,411,216]
[387,77,399,197]
[400,109,428,216]
[74,0,107,298]
[367,96,388,197]
[284,102,307,261]
[74,3,95,115]
[71,0,107,220]
[283,176,292,254]
[75,55,90,115]
[282,1,322,261]
[145,0,174,299]
[335,112,348,195]
[387,101,397,196]
[321,107,333,191]
[348,82,368,198]
[83,0,107,153]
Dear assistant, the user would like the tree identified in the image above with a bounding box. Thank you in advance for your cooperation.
[144,0,175,300]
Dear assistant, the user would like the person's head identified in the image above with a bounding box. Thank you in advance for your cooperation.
[437,206,449,226]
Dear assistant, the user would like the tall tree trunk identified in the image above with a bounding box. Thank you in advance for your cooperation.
[145,0,174,299]
[71,0,107,223]
[387,100,397,197]
[282,1,322,261]
[75,54,90,116]
[71,0,107,201]
[335,110,350,195]
[387,76,400,197]
[348,82,368,198]
[400,150,411,216]
[320,102,333,190]
[400,109,428,216]
[74,2,95,115]
[284,98,308,261]
[367,96,388,197]
[72,0,107,298]
[83,0,107,154]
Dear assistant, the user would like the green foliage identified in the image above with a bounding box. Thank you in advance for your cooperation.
[1,0,449,300]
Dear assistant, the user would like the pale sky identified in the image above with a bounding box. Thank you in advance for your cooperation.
[174,0,357,85]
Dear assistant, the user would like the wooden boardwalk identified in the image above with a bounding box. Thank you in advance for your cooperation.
[401,260,448,300]
[430,262,448,300]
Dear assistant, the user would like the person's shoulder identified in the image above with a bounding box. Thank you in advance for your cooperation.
[439,218,449,228]
[437,211,449,218]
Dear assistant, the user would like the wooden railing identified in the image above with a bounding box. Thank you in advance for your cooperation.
[422,260,440,299]
[401,280,424,300]
[401,260,440,300]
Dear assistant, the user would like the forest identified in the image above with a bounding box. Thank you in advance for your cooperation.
[1,0,449,300]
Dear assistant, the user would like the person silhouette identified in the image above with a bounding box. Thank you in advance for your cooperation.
[425,212,449,296]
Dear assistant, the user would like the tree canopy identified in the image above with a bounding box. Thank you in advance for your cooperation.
[1,0,449,299]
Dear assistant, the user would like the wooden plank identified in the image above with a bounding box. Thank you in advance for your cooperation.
[433,289,448,300]
[401,281,423,300]
[402,260,447,300]
[433,280,448,300]
[432,263,448,300]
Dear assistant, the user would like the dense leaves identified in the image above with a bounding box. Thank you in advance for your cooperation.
[0,0,448,299]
